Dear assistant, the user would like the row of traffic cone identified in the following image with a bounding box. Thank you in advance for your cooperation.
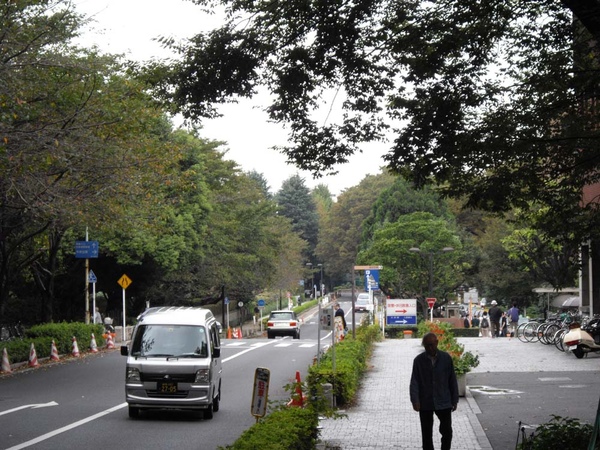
[1,333,115,373]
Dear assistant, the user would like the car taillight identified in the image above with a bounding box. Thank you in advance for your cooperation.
[267,322,274,327]
[290,321,297,326]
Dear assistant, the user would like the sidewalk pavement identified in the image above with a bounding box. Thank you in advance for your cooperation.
[317,338,491,450]
[316,335,599,450]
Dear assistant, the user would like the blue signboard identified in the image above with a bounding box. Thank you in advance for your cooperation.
[75,241,99,258]
[257,299,265,307]
[386,315,417,325]
[88,270,97,283]
[364,269,380,291]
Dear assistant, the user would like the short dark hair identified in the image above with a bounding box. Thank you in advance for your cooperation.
[422,332,438,346]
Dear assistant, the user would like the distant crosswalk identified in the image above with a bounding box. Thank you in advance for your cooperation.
[223,340,318,348]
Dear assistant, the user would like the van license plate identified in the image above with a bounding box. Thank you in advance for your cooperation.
[158,382,177,393]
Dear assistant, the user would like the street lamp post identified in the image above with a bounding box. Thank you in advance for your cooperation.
[409,246,454,319]
[306,263,314,299]
[318,263,324,298]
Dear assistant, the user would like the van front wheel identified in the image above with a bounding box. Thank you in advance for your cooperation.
[128,406,139,418]
[213,386,221,412]
[204,406,214,420]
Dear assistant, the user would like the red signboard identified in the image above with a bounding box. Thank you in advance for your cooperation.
[426,298,436,309]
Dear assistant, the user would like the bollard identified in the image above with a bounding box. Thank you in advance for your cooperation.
[403,330,413,339]
[321,383,334,409]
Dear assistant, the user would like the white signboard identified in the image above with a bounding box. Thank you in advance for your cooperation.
[251,367,270,418]
[386,298,418,325]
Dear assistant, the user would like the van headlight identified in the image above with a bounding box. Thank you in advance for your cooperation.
[195,369,210,383]
[126,368,141,382]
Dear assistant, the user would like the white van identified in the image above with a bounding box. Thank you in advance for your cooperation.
[120,306,222,419]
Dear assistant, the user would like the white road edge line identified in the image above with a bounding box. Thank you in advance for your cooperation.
[6,403,127,450]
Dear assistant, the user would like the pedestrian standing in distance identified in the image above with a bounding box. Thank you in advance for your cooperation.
[334,303,347,329]
[500,312,508,337]
[471,314,480,329]
[488,300,503,338]
[480,312,491,338]
[410,332,459,450]
[463,315,470,329]
[93,307,102,324]
[507,302,520,339]
[334,303,347,342]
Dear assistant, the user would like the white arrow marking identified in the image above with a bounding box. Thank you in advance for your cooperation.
[0,402,58,417]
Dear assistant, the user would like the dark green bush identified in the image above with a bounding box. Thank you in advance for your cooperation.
[219,407,319,450]
[223,322,380,449]
[307,324,380,407]
[1,322,106,365]
[517,415,598,450]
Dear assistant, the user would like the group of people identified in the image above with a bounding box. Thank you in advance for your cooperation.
[463,301,520,338]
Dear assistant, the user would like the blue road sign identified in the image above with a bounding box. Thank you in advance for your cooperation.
[386,315,417,325]
[364,269,380,291]
[88,270,97,283]
[257,299,265,307]
[224,297,229,305]
[75,241,99,258]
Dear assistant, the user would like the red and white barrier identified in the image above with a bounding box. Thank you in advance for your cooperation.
[71,336,80,357]
[28,343,39,367]
[50,340,60,361]
[90,333,98,353]
[106,333,115,349]
[2,348,12,373]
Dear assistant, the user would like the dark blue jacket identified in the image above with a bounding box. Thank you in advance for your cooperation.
[410,349,459,411]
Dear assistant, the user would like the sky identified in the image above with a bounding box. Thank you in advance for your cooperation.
[73,0,388,197]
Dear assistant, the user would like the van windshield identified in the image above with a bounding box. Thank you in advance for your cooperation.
[130,325,209,358]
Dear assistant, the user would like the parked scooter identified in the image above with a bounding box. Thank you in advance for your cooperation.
[563,317,600,358]
[103,317,115,334]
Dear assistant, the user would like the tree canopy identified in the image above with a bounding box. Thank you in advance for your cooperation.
[159,0,600,244]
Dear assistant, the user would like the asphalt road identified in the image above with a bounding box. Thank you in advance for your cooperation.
[462,337,600,450]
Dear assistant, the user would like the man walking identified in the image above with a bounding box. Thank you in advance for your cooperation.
[488,300,503,338]
[410,332,459,450]
[507,302,520,339]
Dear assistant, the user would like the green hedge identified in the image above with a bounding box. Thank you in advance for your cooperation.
[307,323,381,407]
[219,407,319,450]
[1,322,106,364]
[222,323,381,449]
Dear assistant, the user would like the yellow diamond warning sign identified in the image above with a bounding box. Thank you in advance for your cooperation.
[118,274,132,289]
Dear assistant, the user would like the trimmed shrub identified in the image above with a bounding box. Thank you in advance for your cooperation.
[2,322,106,365]
[219,407,319,450]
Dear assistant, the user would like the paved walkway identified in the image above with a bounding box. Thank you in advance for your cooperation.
[317,336,600,449]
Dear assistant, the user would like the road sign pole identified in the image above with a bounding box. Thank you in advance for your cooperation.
[92,282,96,324]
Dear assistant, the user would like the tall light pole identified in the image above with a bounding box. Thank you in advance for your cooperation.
[318,263,324,297]
[409,246,454,318]
[306,263,314,299]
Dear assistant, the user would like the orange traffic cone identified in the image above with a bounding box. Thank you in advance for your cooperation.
[106,333,115,349]
[236,328,243,339]
[28,343,39,367]
[287,371,305,407]
[90,333,98,353]
[71,336,80,357]
[50,340,60,361]
[1,348,12,373]
[227,327,232,339]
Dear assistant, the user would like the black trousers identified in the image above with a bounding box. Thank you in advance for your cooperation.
[419,408,453,450]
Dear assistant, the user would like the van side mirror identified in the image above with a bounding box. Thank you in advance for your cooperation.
[120,345,129,356]
[212,347,221,358]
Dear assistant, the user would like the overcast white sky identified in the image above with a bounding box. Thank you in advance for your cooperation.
[73,0,387,197]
